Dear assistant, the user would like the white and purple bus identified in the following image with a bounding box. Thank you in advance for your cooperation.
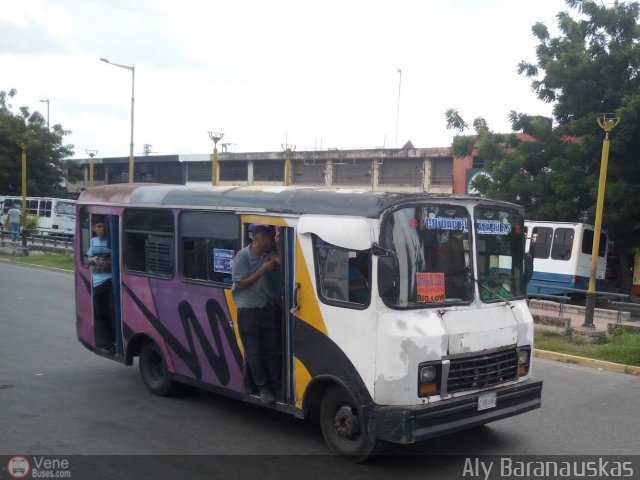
[75,184,542,460]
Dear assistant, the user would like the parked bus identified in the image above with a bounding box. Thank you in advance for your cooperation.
[74,184,542,460]
[0,196,76,237]
[525,220,608,295]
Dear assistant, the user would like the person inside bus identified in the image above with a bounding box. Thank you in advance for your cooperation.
[87,216,115,354]
[231,225,282,405]
[7,205,21,242]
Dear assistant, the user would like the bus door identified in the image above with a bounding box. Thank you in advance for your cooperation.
[88,213,122,356]
[241,222,295,404]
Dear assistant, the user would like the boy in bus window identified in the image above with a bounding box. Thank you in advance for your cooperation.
[87,216,115,354]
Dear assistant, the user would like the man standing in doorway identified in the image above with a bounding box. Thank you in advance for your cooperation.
[87,216,115,354]
[231,226,282,404]
[7,205,21,242]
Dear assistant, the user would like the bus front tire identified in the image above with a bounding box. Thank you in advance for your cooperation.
[139,342,178,396]
[319,385,382,462]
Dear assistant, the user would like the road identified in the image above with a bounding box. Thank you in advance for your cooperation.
[1,262,638,479]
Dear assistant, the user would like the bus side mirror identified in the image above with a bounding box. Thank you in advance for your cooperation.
[378,255,399,299]
[524,251,534,284]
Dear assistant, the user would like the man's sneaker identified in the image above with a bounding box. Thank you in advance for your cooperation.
[259,389,275,404]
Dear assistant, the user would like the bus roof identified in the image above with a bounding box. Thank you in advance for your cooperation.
[77,184,524,218]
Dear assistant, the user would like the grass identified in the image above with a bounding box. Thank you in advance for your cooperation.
[0,252,74,271]
[535,328,640,366]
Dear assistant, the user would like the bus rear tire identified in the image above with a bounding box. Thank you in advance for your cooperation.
[139,342,178,396]
[319,385,382,462]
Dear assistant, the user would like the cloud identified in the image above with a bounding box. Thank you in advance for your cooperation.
[0,19,70,55]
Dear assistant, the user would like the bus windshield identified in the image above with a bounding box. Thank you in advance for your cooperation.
[475,207,527,302]
[381,204,473,308]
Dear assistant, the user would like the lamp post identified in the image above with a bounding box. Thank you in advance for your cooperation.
[395,68,402,148]
[100,58,135,183]
[208,131,224,185]
[18,142,28,246]
[583,113,620,328]
[39,99,49,130]
[86,149,98,187]
[281,141,296,186]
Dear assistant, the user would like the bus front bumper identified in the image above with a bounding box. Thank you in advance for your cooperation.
[367,379,543,444]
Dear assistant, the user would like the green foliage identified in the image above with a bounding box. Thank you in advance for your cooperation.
[451,135,475,157]
[444,108,469,133]
[24,214,38,230]
[0,88,75,196]
[535,328,640,366]
[454,0,640,280]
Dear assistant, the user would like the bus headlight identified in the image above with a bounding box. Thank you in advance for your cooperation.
[420,365,437,383]
[418,362,441,397]
[517,347,531,377]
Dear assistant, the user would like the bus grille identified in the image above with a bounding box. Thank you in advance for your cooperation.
[447,350,518,394]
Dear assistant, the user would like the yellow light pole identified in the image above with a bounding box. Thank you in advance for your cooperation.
[101,58,135,182]
[86,149,98,187]
[583,113,620,327]
[208,131,224,185]
[18,142,28,246]
[281,142,296,186]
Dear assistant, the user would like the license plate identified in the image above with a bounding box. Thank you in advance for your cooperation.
[477,392,497,411]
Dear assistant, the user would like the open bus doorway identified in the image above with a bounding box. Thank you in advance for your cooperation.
[235,222,293,405]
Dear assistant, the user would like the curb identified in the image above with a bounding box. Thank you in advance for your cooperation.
[534,349,640,376]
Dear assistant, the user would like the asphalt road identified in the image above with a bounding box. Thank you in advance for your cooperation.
[1,262,638,479]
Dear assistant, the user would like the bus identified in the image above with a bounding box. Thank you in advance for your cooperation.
[74,184,542,460]
[525,220,608,295]
[0,196,76,237]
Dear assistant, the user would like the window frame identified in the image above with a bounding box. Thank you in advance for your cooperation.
[123,208,175,279]
[179,210,241,287]
[312,234,372,310]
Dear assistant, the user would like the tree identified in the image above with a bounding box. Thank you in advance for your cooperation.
[448,0,640,292]
[0,89,75,197]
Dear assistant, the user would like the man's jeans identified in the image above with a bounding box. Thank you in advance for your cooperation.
[10,222,19,242]
[237,307,281,393]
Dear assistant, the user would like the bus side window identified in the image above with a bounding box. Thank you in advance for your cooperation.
[124,209,174,277]
[180,211,240,286]
[531,227,552,259]
[313,235,371,308]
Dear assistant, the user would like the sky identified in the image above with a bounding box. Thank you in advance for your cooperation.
[1,0,573,159]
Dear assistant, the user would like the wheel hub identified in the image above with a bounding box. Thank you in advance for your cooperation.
[334,404,360,439]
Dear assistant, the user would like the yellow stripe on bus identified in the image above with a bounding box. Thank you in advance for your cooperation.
[293,356,312,408]
[224,289,243,356]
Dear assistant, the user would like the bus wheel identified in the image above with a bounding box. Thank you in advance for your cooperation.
[139,342,177,396]
[319,385,382,462]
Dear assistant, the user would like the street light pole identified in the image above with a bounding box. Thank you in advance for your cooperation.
[39,99,49,130]
[583,113,620,328]
[86,149,98,187]
[281,141,296,186]
[208,131,224,185]
[18,142,27,246]
[395,68,402,148]
[100,58,135,183]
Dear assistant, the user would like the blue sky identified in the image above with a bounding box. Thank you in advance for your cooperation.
[1,0,571,158]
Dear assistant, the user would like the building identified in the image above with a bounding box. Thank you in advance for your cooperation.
[67,142,476,196]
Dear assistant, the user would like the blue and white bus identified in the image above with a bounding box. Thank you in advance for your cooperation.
[525,220,608,295]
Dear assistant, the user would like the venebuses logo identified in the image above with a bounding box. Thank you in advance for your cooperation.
[7,456,30,479]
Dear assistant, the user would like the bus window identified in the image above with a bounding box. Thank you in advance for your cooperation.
[530,227,552,259]
[476,208,526,302]
[551,228,574,261]
[40,200,52,217]
[28,200,38,215]
[124,209,174,277]
[314,235,371,307]
[180,211,240,285]
[380,205,472,307]
[581,230,607,257]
